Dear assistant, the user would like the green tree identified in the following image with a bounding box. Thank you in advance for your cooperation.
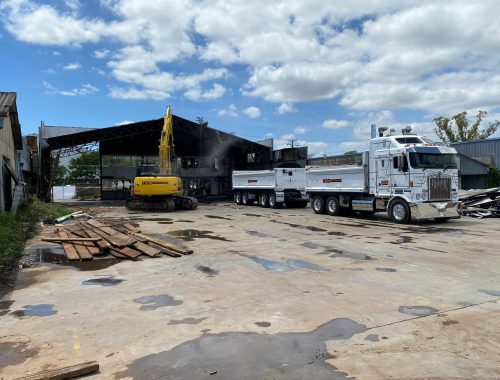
[343,150,358,155]
[433,110,499,143]
[53,160,68,185]
[68,151,100,181]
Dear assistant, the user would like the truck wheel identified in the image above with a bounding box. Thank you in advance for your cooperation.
[269,193,278,208]
[259,193,269,208]
[235,192,242,205]
[242,192,250,206]
[326,196,341,216]
[311,196,325,214]
[389,199,410,224]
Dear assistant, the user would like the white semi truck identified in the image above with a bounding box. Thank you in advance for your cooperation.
[232,168,309,208]
[306,126,460,223]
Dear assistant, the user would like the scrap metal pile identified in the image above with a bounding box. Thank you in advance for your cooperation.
[42,218,192,260]
[458,187,500,218]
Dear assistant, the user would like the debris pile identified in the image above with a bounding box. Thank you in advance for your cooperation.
[42,218,192,261]
[459,187,500,218]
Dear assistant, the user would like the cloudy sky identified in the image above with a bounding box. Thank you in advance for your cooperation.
[1,0,499,155]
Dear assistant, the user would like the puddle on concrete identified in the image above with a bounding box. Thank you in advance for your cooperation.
[249,256,295,272]
[329,249,373,261]
[130,217,173,222]
[11,304,56,318]
[457,301,474,307]
[398,306,438,317]
[286,259,330,272]
[205,215,233,220]
[34,247,119,271]
[478,289,500,297]
[0,300,15,316]
[271,219,327,232]
[242,213,263,217]
[327,231,347,236]
[376,267,397,272]
[196,265,219,277]
[364,334,379,342]
[115,318,367,379]
[246,230,274,238]
[168,317,206,325]
[134,294,183,311]
[81,277,124,286]
[168,229,232,242]
[255,321,271,327]
[0,336,40,366]
[301,242,322,249]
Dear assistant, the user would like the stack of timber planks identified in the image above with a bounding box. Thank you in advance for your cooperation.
[42,218,192,261]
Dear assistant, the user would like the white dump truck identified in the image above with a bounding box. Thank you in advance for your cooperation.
[306,126,460,223]
[232,168,309,208]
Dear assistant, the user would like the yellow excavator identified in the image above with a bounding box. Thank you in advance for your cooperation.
[125,106,198,211]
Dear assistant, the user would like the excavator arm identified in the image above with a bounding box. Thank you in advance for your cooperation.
[158,105,174,175]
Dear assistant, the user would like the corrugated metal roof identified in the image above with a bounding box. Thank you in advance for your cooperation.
[0,92,22,149]
[451,138,500,167]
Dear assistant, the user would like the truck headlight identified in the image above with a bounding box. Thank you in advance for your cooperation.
[416,193,421,200]
[451,191,458,200]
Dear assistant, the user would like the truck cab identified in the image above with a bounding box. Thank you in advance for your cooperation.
[370,127,459,222]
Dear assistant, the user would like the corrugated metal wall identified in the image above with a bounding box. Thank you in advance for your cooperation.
[452,138,500,167]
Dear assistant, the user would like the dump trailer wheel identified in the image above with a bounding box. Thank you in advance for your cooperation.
[269,193,277,208]
[259,193,269,208]
[389,199,411,224]
[326,196,341,216]
[311,196,325,214]
[235,192,242,205]
[242,192,250,205]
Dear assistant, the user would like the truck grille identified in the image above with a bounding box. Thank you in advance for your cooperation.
[429,177,451,201]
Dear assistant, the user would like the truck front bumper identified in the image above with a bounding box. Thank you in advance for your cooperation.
[410,201,460,220]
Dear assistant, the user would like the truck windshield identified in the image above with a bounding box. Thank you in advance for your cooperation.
[409,153,458,169]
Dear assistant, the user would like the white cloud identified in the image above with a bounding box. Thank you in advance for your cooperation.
[63,62,81,70]
[294,126,308,135]
[276,102,297,114]
[243,106,261,118]
[218,104,238,117]
[52,51,61,56]
[185,83,226,101]
[322,118,349,129]
[2,0,500,117]
[43,81,98,96]
[93,49,110,59]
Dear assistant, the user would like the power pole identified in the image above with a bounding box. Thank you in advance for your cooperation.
[287,139,297,161]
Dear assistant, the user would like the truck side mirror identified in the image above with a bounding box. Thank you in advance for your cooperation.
[398,156,408,172]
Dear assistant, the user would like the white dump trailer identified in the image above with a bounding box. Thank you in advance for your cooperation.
[232,168,308,208]
[306,126,460,223]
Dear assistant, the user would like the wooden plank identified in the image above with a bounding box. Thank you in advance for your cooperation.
[108,249,127,259]
[79,227,111,253]
[128,232,193,255]
[42,238,102,242]
[124,223,141,233]
[71,241,93,261]
[87,226,134,248]
[14,360,99,380]
[147,241,182,257]
[110,246,141,259]
[57,231,79,261]
[132,241,161,257]
[86,219,105,228]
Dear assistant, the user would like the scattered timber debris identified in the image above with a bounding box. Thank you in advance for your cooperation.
[14,360,99,380]
[459,187,500,218]
[41,217,192,261]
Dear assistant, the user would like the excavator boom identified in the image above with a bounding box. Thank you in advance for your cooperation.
[126,105,198,212]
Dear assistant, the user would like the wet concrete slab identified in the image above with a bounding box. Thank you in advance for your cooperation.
[2,203,500,379]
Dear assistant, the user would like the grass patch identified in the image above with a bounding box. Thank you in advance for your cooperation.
[0,198,71,273]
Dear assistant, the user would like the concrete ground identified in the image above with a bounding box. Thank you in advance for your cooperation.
[1,202,499,379]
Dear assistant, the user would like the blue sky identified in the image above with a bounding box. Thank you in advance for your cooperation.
[1,0,500,156]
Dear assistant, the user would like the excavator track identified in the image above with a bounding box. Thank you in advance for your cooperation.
[125,196,198,212]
